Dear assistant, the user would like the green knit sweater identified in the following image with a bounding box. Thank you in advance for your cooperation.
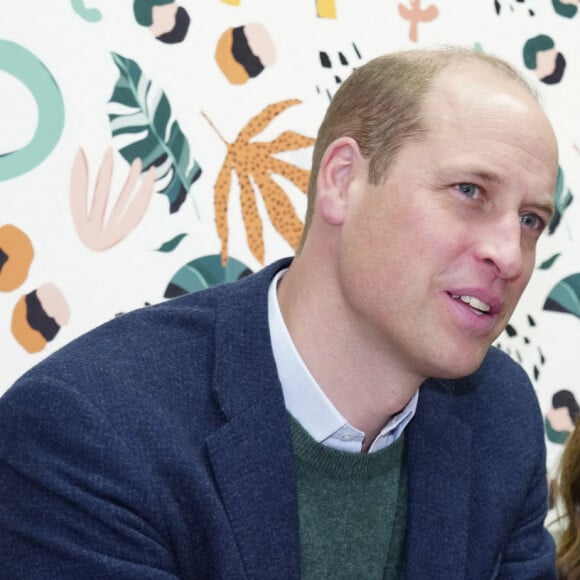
[289,415,407,579]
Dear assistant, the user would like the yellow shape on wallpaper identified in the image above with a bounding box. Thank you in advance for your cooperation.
[220,0,240,5]
[317,0,336,18]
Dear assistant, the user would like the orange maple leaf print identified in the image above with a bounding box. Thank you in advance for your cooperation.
[202,99,314,266]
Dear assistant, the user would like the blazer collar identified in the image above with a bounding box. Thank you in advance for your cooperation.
[405,378,473,580]
[207,258,300,580]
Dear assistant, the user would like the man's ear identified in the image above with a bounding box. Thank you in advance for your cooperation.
[316,137,364,226]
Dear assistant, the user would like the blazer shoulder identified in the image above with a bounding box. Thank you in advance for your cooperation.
[422,347,543,437]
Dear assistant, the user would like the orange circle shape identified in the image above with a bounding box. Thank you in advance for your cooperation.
[11,294,46,353]
[0,224,34,292]
[215,27,250,85]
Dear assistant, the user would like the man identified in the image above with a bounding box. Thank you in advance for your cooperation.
[0,47,559,578]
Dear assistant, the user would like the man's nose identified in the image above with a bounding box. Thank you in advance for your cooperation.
[475,216,524,281]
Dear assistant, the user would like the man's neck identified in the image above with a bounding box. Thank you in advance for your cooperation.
[277,257,421,441]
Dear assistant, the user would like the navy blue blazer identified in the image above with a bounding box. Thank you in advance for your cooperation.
[0,258,555,578]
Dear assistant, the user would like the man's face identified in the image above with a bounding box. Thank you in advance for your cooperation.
[335,64,558,383]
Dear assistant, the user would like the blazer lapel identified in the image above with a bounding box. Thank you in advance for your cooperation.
[206,394,300,580]
[405,379,473,580]
[206,259,300,580]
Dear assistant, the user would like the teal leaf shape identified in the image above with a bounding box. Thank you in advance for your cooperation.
[545,417,570,445]
[548,166,573,235]
[108,52,201,214]
[544,273,580,318]
[164,255,252,298]
[70,0,102,22]
[538,253,561,270]
[156,233,187,253]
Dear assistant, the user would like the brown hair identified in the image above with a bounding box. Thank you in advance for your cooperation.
[299,47,536,248]
[556,420,580,579]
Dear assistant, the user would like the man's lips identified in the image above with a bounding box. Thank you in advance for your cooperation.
[446,290,502,316]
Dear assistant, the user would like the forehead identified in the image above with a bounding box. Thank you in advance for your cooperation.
[422,62,548,135]
[417,63,558,182]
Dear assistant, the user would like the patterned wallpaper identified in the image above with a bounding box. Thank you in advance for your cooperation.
[1,0,579,517]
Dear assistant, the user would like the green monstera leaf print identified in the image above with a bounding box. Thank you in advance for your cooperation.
[108,52,201,214]
[544,273,580,318]
[164,255,252,298]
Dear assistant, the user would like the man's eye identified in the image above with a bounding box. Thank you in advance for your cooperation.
[455,183,479,198]
[520,213,543,231]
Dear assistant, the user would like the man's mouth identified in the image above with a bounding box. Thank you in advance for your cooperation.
[449,293,491,316]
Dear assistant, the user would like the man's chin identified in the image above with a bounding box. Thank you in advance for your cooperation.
[428,350,489,381]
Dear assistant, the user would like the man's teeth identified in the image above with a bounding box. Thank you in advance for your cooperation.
[451,294,490,313]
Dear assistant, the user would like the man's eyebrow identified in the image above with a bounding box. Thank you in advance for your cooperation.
[468,170,500,184]
[439,166,502,184]
[532,199,555,218]
[468,169,507,184]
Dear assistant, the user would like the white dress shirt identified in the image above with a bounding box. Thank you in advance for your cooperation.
[268,269,418,453]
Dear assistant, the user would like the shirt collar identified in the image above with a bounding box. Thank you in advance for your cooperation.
[268,268,418,453]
